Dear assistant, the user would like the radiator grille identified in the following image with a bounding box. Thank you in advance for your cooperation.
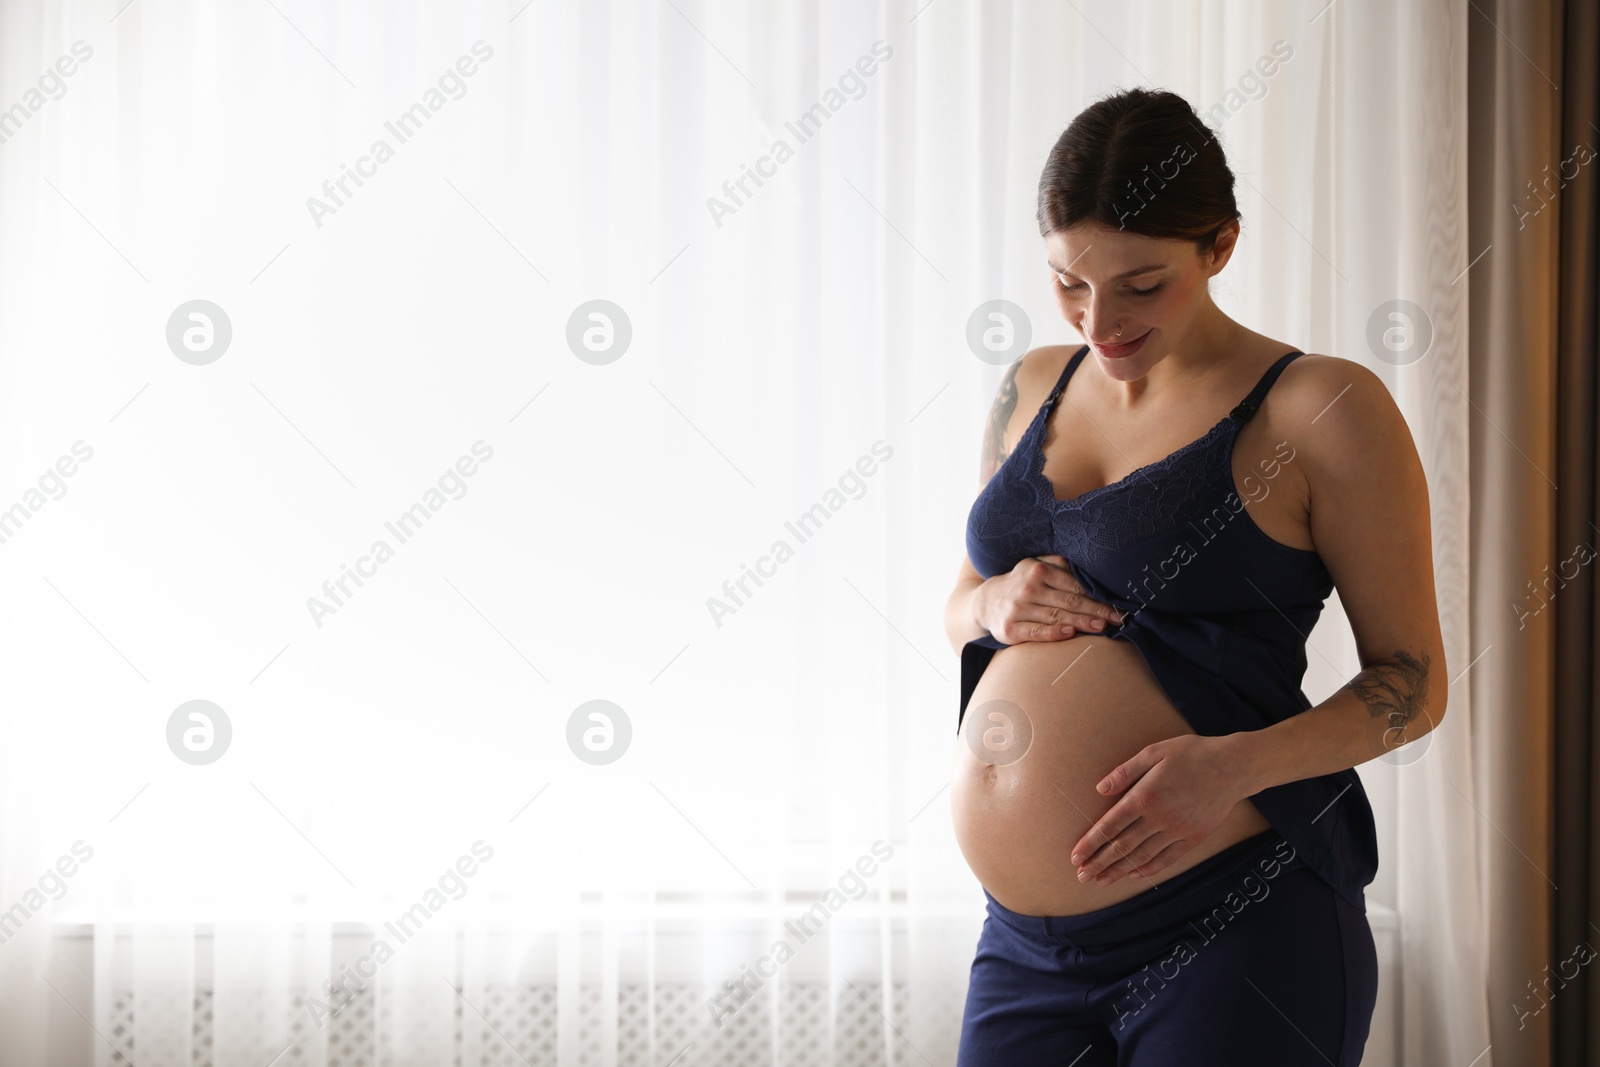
[101,980,951,1066]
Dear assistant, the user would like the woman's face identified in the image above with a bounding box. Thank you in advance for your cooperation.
[1044,220,1238,380]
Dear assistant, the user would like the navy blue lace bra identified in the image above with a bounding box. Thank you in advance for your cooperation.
[960,343,1379,912]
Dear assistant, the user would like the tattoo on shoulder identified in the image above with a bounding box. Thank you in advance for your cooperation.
[1343,648,1431,741]
[979,360,1023,483]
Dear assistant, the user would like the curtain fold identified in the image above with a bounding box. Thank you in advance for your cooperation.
[1465,2,1579,1065]
[1550,0,1600,1064]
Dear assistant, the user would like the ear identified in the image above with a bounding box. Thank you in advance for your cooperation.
[1204,219,1242,275]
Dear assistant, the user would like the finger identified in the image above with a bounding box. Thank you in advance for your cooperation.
[1126,839,1192,881]
[1071,805,1142,869]
[1001,608,1090,642]
[1051,593,1126,628]
[1097,745,1161,796]
[1007,586,1118,639]
[1090,831,1174,885]
[1027,562,1126,627]
[1029,557,1084,593]
[1077,823,1160,883]
[1132,838,1191,875]
[1036,553,1073,575]
[1029,586,1121,633]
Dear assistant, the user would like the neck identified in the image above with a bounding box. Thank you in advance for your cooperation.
[1105,301,1246,407]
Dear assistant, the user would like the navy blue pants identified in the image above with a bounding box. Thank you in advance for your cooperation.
[957,831,1378,1065]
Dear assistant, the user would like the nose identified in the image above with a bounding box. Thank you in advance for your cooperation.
[1081,293,1120,343]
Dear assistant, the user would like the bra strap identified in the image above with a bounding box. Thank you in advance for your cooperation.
[1047,344,1093,401]
[1230,350,1305,423]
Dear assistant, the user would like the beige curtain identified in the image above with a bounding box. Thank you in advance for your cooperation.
[1468,1,1599,1066]
[1549,0,1600,1061]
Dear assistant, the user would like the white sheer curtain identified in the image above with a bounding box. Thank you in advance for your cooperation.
[0,1,1484,1065]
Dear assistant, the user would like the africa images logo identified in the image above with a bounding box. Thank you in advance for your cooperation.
[705,40,893,228]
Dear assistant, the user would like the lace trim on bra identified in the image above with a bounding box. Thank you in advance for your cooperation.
[972,346,1313,567]
[1014,351,1249,559]
[1028,412,1238,514]
[1031,419,1243,561]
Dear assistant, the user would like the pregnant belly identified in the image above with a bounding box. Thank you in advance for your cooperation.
[950,633,1271,917]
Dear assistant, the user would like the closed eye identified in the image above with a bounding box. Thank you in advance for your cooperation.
[1055,276,1164,298]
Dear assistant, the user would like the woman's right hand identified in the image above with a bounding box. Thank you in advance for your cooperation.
[974,554,1126,643]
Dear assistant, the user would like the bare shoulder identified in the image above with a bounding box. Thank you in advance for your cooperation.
[1267,353,1444,687]
[977,344,1078,484]
[1012,343,1080,407]
[1271,352,1405,426]
[1268,352,1422,480]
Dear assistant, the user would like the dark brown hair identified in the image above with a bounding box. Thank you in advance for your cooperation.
[1036,88,1240,252]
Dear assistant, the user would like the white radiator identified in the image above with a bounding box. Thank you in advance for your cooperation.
[44,904,1399,1066]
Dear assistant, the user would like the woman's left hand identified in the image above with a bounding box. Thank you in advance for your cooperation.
[1069,733,1253,886]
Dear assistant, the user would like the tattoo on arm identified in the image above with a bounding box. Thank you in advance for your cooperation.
[1343,648,1432,744]
[979,360,1023,484]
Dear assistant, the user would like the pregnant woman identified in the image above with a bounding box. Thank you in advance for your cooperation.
[945,88,1448,1065]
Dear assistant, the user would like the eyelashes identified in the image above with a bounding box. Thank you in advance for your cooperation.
[1055,276,1165,298]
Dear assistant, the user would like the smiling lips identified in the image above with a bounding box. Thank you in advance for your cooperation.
[1090,329,1152,359]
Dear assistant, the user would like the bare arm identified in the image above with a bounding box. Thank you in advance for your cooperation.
[978,356,1023,484]
[1226,356,1449,791]
[944,359,1024,655]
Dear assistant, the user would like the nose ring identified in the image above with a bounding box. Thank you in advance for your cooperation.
[1115,325,1122,337]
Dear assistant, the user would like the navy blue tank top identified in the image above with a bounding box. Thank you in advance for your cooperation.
[961,344,1378,912]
